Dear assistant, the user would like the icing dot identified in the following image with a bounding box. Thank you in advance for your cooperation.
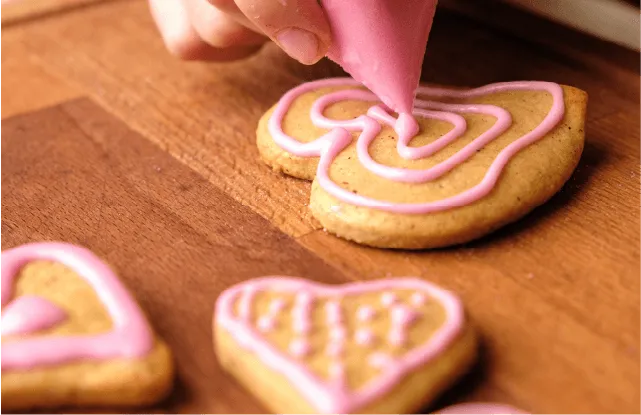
[411,292,427,306]
[325,300,342,324]
[296,292,313,305]
[325,341,344,357]
[391,305,419,326]
[369,352,393,369]
[289,338,310,358]
[293,317,311,334]
[381,292,397,307]
[329,326,347,341]
[357,305,376,322]
[269,298,286,314]
[388,328,406,347]
[257,316,275,332]
[328,361,345,382]
[355,328,375,346]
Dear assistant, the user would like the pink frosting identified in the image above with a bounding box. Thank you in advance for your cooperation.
[269,298,286,314]
[326,341,344,358]
[257,316,276,332]
[381,292,398,307]
[321,0,438,114]
[215,277,464,413]
[356,305,376,322]
[436,403,529,414]
[411,292,428,306]
[267,78,565,214]
[1,295,67,336]
[368,351,394,370]
[355,328,375,346]
[289,338,311,358]
[1,242,154,371]
[325,300,343,324]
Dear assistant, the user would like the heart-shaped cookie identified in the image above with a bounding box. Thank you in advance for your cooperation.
[1,242,174,410]
[215,277,477,413]
[257,78,587,249]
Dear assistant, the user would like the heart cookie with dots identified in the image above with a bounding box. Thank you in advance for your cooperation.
[214,276,477,414]
[257,78,587,249]
[1,242,174,410]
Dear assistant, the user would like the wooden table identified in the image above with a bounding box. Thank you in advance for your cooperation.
[2,0,639,413]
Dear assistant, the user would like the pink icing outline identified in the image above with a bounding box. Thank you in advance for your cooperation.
[267,78,565,214]
[215,276,464,413]
[1,295,67,336]
[1,242,154,370]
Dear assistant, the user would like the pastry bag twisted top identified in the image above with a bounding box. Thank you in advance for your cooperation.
[320,0,438,114]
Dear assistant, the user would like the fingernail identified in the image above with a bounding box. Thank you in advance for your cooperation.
[276,27,321,65]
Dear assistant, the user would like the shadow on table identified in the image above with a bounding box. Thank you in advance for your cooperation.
[420,339,492,414]
[460,138,607,250]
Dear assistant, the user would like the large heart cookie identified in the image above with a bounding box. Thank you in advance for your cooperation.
[214,277,477,413]
[1,242,174,410]
[257,78,587,249]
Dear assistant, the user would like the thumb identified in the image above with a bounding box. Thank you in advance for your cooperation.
[233,0,331,65]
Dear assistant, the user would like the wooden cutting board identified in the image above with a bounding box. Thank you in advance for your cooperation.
[2,0,639,413]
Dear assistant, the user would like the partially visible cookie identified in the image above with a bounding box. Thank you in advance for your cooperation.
[1,242,174,410]
[257,78,588,249]
[214,276,477,413]
[436,402,529,414]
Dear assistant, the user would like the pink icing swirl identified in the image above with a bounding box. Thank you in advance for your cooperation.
[268,78,565,213]
[1,295,67,336]
[1,242,154,371]
[215,277,464,413]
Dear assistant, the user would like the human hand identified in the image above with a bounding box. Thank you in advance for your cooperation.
[149,0,331,64]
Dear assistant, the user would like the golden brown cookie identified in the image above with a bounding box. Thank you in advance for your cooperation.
[214,276,477,413]
[1,242,174,410]
[257,78,587,249]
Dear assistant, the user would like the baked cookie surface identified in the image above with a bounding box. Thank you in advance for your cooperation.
[257,78,587,249]
[214,276,477,414]
[1,242,174,410]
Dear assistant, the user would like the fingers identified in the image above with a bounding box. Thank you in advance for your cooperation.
[184,0,267,49]
[149,0,265,61]
[205,0,261,32]
[231,0,331,65]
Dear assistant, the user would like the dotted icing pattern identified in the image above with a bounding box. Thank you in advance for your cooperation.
[268,78,565,214]
[0,242,154,371]
[216,277,464,413]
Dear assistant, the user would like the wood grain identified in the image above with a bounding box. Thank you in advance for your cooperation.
[1,30,82,118]
[1,0,639,413]
[1,99,346,413]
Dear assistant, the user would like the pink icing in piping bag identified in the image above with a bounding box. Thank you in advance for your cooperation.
[320,0,438,114]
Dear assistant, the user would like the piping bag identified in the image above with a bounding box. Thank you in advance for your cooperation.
[319,0,439,116]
